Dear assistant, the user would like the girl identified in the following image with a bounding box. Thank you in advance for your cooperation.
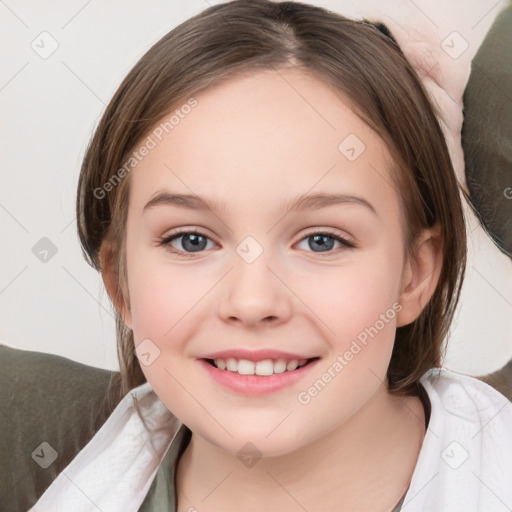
[28,1,512,510]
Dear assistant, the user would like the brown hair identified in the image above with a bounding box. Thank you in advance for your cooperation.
[77,0,467,415]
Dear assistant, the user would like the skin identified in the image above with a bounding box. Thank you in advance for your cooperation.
[101,67,443,511]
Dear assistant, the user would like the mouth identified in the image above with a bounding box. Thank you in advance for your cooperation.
[202,356,320,376]
[198,355,322,395]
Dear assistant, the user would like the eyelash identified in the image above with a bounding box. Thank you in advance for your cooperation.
[157,228,356,259]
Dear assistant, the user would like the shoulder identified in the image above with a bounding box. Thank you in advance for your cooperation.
[0,343,123,511]
[421,366,512,422]
[421,366,512,467]
[404,367,512,509]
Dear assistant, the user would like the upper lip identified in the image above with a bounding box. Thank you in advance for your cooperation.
[199,349,317,362]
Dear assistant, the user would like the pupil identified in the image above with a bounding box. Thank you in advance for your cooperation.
[310,234,334,252]
[183,234,206,252]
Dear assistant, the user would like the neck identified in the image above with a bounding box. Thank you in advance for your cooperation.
[175,384,426,512]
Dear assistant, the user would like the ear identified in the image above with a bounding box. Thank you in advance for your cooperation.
[98,241,133,330]
[396,224,443,327]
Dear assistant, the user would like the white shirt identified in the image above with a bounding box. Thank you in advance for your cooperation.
[28,367,512,512]
[401,368,512,511]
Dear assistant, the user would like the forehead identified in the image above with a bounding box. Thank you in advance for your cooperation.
[128,67,398,219]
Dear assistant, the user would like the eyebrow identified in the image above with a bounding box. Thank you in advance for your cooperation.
[143,191,378,217]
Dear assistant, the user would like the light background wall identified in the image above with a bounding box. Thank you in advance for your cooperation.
[1,0,511,375]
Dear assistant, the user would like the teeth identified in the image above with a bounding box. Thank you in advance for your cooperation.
[273,359,287,374]
[226,358,237,372]
[212,357,310,375]
[286,360,298,371]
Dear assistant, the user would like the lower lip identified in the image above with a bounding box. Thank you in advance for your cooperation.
[197,358,320,396]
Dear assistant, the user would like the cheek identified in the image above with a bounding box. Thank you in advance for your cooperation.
[126,252,202,405]
[128,260,196,342]
[296,253,401,337]
[290,264,400,427]
[296,252,402,390]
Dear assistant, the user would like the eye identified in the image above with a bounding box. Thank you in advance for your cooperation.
[295,229,356,255]
[158,228,356,259]
[158,229,216,259]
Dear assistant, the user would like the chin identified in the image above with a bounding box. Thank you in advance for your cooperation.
[197,422,312,460]
[225,438,301,460]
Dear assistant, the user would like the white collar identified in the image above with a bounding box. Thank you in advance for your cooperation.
[28,381,182,512]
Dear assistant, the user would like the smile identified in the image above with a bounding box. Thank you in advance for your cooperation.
[198,357,321,395]
[206,357,313,375]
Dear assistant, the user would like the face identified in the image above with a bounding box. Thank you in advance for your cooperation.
[119,68,414,457]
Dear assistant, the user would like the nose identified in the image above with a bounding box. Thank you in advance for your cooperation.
[217,252,293,328]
